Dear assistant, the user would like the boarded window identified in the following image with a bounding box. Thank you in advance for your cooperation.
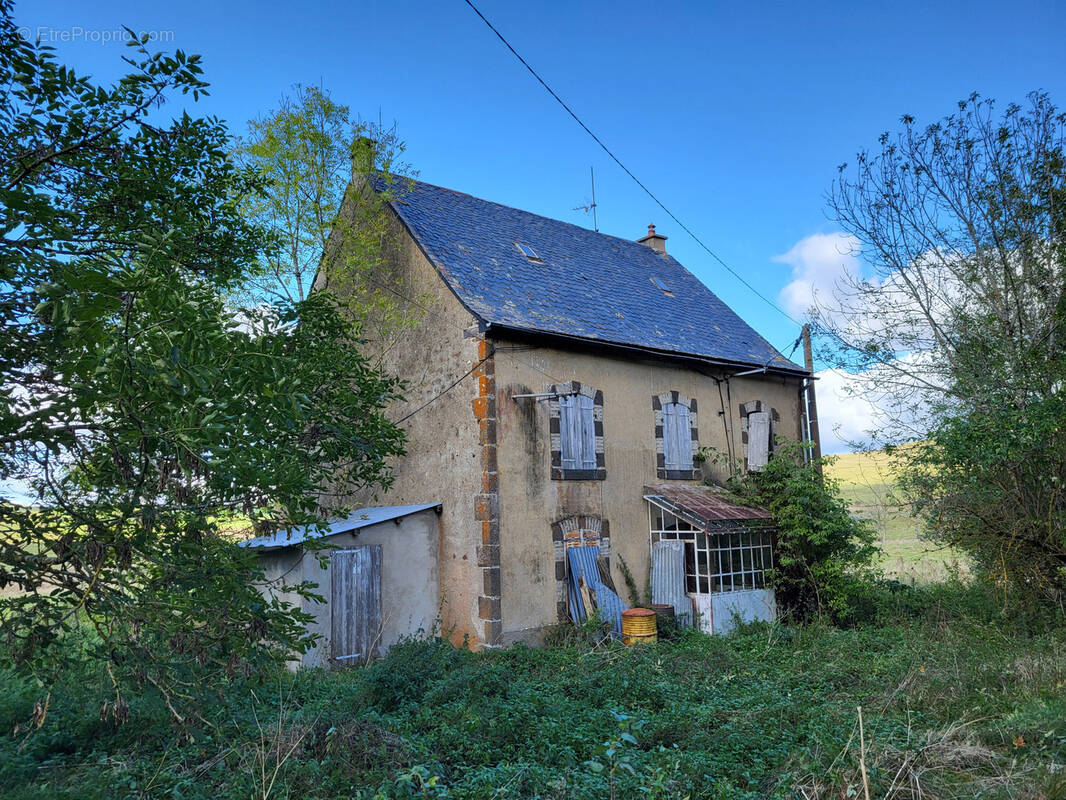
[747,411,771,470]
[330,546,382,663]
[559,393,596,470]
[662,402,692,470]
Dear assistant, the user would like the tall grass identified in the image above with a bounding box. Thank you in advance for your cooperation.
[1,582,1063,799]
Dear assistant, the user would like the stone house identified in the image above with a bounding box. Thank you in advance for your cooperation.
[327,175,817,649]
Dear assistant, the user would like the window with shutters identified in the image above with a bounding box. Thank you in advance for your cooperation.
[653,391,700,480]
[663,402,693,469]
[548,381,605,480]
[739,400,778,471]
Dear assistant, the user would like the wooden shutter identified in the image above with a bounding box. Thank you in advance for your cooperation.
[577,393,596,469]
[747,411,770,470]
[560,395,578,469]
[674,403,692,469]
[663,402,679,469]
[560,393,596,471]
[330,546,382,663]
[663,402,692,470]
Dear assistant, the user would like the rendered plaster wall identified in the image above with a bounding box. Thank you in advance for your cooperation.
[492,341,806,642]
[255,548,307,669]
[333,209,487,647]
[253,509,440,668]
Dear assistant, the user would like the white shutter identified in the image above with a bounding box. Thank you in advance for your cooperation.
[560,395,578,469]
[663,402,680,469]
[674,403,692,469]
[663,402,692,471]
[578,394,596,469]
[747,411,770,470]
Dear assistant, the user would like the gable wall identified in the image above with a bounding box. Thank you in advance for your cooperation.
[492,340,806,642]
[335,213,488,647]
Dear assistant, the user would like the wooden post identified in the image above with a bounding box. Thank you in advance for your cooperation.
[801,324,823,472]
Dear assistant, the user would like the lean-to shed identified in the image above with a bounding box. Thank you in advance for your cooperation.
[644,484,776,635]
[240,503,441,667]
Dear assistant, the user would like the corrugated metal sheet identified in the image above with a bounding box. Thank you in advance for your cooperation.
[651,541,692,627]
[239,503,440,550]
[644,483,771,523]
[566,545,624,634]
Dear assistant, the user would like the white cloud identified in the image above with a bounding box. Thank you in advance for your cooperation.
[811,367,883,454]
[773,233,861,319]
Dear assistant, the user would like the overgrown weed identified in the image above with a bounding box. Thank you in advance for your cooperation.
[2,583,1063,799]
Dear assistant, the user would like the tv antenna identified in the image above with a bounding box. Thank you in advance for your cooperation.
[573,166,598,231]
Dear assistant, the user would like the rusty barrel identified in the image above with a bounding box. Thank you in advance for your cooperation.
[621,607,657,646]
[651,603,675,623]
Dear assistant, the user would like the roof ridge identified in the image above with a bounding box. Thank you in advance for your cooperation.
[368,173,805,373]
[384,173,682,259]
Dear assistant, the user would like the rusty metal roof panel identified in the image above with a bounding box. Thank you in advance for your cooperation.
[643,483,772,524]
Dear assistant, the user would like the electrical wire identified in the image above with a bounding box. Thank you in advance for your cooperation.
[395,356,488,425]
[460,1,914,380]
[462,0,804,329]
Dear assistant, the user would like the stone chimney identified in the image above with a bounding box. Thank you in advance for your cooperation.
[350,136,378,187]
[637,223,667,254]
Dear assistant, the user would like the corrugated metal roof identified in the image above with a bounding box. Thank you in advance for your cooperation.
[238,503,440,550]
[377,176,805,373]
[644,483,771,524]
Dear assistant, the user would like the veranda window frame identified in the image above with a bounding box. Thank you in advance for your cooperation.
[646,500,774,594]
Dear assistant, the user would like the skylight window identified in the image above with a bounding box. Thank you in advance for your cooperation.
[651,276,674,296]
[515,243,541,261]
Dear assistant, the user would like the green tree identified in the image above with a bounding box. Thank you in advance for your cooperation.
[233,87,421,346]
[728,443,879,624]
[818,93,1066,605]
[0,4,404,720]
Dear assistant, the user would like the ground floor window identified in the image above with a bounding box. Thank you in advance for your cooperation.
[551,514,610,621]
[648,503,773,593]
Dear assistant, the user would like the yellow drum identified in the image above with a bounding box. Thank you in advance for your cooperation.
[621,608,657,645]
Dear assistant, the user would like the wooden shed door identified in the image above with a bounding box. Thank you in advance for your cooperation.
[330,546,382,663]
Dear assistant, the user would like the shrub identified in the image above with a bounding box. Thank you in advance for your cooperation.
[728,441,881,625]
[900,392,1066,610]
[362,637,469,711]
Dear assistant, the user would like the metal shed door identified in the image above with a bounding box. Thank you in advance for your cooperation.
[330,546,382,663]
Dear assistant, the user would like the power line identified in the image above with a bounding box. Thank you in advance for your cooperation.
[461,0,803,329]
[395,357,487,426]
[460,1,905,377]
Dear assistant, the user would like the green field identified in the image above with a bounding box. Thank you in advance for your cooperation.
[825,449,966,582]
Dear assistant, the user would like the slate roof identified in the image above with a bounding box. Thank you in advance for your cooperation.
[238,503,440,550]
[644,483,772,524]
[379,176,803,372]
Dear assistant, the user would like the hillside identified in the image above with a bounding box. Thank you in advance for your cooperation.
[825,449,965,581]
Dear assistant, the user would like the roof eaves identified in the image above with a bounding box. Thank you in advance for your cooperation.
[484,322,808,377]
[239,502,441,550]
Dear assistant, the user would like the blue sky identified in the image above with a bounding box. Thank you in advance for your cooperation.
[15,0,1066,450]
